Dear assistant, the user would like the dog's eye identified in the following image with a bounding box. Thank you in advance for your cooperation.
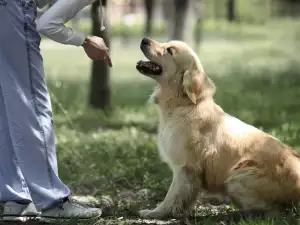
[166,47,173,55]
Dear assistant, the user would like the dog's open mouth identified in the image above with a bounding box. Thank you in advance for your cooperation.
[136,60,163,76]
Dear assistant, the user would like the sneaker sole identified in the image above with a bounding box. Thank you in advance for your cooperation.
[39,214,102,223]
[2,216,41,222]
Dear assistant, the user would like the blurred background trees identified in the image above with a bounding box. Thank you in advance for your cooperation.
[144,0,155,36]
[227,0,235,22]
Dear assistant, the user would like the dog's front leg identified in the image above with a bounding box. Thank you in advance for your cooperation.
[139,167,201,219]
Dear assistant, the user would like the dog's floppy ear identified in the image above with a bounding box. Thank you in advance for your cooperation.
[182,63,204,104]
[182,62,215,104]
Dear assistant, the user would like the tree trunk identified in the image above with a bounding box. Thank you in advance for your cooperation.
[172,0,189,40]
[144,0,155,36]
[89,0,111,109]
[193,0,204,50]
[227,0,235,22]
[162,0,174,39]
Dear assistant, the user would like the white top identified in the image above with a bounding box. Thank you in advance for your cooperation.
[36,0,97,46]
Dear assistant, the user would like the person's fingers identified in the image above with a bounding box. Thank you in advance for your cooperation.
[90,47,112,66]
[93,53,111,66]
[84,47,98,61]
[104,49,112,67]
[106,54,113,67]
[90,53,99,61]
[86,53,96,61]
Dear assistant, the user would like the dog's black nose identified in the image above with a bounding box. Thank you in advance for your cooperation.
[141,37,150,46]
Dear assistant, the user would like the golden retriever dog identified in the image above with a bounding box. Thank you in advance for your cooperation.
[135,37,300,219]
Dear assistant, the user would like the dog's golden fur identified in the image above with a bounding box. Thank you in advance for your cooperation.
[137,38,300,219]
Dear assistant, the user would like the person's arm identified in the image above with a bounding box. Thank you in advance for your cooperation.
[36,0,95,46]
[37,0,112,66]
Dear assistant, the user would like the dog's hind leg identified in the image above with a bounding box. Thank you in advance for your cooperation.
[225,161,282,214]
[139,166,201,219]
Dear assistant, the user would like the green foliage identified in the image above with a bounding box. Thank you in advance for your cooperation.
[203,0,271,22]
[203,0,300,23]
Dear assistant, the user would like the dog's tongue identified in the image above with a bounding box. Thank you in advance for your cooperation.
[137,60,160,69]
[136,60,163,75]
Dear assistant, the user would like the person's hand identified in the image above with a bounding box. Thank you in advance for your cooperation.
[82,36,112,67]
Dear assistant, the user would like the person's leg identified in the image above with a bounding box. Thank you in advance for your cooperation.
[0,86,32,204]
[0,0,32,207]
[1,1,101,219]
[0,0,70,211]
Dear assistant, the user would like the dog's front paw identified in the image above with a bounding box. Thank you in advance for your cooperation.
[139,209,152,218]
[139,209,167,219]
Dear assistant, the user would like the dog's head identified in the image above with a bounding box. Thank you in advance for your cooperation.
[136,38,215,104]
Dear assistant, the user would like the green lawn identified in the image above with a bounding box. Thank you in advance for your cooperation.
[3,19,300,224]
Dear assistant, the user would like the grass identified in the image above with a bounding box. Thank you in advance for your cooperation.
[2,19,300,224]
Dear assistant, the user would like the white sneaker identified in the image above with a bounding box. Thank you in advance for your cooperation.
[2,201,40,222]
[40,198,102,222]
